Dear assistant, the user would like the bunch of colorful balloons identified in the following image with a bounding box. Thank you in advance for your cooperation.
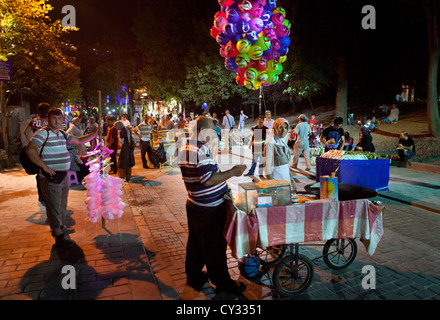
[211,0,291,90]
[83,143,125,223]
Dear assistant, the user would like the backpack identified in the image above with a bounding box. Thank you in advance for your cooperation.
[20,128,67,175]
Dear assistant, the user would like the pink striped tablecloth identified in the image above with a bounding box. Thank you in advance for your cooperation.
[224,199,384,259]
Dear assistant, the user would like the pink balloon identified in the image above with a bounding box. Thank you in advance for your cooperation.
[249,3,264,18]
[271,38,281,51]
[271,13,284,26]
[239,12,251,21]
[263,28,276,40]
[275,25,290,38]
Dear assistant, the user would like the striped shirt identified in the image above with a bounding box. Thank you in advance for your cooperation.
[30,128,73,171]
[135,122,153,141]
[178,140,227,208]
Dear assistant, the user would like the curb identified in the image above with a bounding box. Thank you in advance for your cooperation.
[377,191,440,214]
[407,162,440,174]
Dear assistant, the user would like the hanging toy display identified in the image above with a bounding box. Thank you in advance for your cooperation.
[211,0,291,90]
[83,142,126,224]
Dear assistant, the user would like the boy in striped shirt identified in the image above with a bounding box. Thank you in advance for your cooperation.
[26,107,99,249]
[178,116,247,298]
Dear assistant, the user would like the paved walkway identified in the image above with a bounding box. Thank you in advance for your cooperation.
[0,143,439,300]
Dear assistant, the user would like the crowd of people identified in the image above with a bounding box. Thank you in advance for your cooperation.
[23,103,416,299]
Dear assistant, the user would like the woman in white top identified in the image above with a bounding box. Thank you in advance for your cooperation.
[264,118,297,192]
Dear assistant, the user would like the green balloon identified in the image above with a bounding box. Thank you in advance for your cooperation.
[236,39,252,54]
[266,60,280,73]
[275,63,283,75]
[236,53,250,68]
[255,36,271,51]
[248,45,263,60]
[267,72,279,85]
[244,79,257,90]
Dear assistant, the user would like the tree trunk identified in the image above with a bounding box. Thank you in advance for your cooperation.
[308,96,315,112]
[335,55,348,124]
[426,5,440,137]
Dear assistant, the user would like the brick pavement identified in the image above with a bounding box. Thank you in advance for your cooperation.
[0,144,439,300]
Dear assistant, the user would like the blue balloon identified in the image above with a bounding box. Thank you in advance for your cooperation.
[263,20,274,29]
[202,103,208,109]
[278,46,289,56]
[261,11,272,22]
[225,57,239,72]
[263,45,273,56]
[265,0,277,11]
[216,32,230,46]
[229,33,243,44]
[245,31,259,45]
[228,2,240,12]
[224,23,237,37]
[279,36,291,48]
[237,19,250,34]
[226,8,240,23]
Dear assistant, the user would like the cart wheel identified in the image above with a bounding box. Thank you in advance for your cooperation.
[272,254,314,297]
[256,245,287,269]
[322,238,357,270]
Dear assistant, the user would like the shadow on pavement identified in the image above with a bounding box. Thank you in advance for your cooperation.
[19,232,179,300]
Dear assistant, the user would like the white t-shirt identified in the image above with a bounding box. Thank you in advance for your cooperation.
[263,118,275,130]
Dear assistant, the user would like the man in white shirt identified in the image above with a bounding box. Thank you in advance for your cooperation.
[263,110,275,130]
[222,110,235,152]
[291,114,312,171]
[121,115,131,128]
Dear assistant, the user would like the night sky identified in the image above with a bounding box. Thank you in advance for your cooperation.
[47,0,430,101]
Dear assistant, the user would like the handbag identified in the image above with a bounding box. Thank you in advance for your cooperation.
[153,144,167,164]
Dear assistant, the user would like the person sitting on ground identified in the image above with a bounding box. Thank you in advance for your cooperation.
[355,127,375,152]
[396,131,415,163]
[343,132,354,151]
[384,104,399,123]
[377,104,388,119]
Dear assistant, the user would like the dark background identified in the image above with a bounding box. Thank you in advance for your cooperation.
[48,0,431,113]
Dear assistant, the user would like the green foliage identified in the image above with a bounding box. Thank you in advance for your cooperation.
[133,0,221,101]
[0,0,81,105]
[180,63,249,107]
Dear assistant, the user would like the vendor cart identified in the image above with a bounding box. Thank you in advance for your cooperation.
[224,184,384,297]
